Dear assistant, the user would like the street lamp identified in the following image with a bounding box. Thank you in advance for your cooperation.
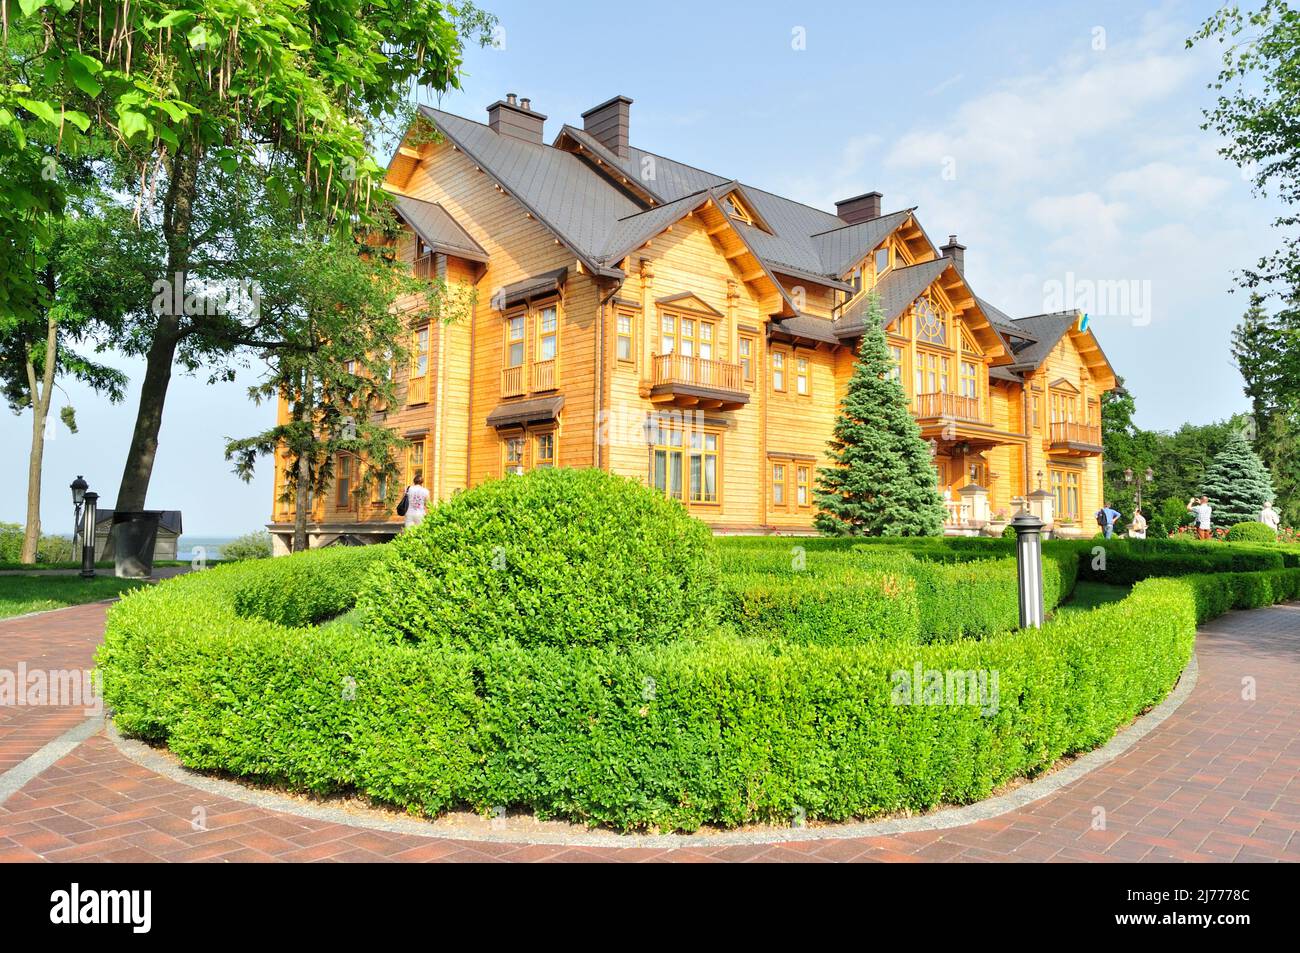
[70,475,88,552]
[1123,466,1154,510]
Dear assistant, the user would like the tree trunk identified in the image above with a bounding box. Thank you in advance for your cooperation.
[292,369,314,553]
[293,449,311,553]
[20,305,59,564]
[114,141,202,511]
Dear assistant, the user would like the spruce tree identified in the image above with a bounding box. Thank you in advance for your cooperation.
[815,296,946,536]
[1200,430,1276,526]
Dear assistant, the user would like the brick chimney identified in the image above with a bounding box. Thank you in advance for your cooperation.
[487,94,546,144]
[940,234,967,274]
[581,95,633,160]
[835,191,882,225]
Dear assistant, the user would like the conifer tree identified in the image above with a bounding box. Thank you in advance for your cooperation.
[1200,429,1276,526]
[815,295,946,536]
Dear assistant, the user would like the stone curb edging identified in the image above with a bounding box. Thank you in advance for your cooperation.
[104,652,1200,848]
[0,716,106,807]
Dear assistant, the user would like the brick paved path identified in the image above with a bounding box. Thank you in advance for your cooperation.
[0,601,1296,862]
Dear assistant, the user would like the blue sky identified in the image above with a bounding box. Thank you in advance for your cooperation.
[0,0,1278,535]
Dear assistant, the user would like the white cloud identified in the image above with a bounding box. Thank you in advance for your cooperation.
[1106,161,1231,213]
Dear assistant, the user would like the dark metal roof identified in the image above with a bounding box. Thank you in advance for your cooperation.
[390,194,489,264]
[834,259,952,338]
[1005,312,1078,369]
[500,268,568,308]
[989,365,1024,383]
[769,314,840,345]
[419,106,633,277]
[813,210,915,277]
[416,104,919,290]
[485,395,565,429]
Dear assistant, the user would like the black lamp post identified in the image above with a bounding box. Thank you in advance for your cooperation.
[70,475,88,552]
[79,491,98,579]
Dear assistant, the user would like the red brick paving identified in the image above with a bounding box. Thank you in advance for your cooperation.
[1,600,1297,862]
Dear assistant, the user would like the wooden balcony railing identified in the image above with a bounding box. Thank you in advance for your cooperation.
[532,358,557,392]
[1049,421,1102,448]
[651,353,744,393]
[502,364,524,398]
[407,374,428,405]
[914,391,981,423]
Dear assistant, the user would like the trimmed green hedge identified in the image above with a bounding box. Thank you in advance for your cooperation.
[98,539,1298,832]
[356,469,721,650]
[720,546,1076,644]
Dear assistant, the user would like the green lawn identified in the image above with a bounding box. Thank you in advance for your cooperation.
[0,560,189,572]
[0,576,146,619]
[1055,581,1131,617]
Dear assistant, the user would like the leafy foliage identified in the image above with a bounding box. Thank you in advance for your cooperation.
[1192,1,1300,303]
[100,536,1300,831]
[815,298,945,536]
[1228,520,1280,542]
[356,468,722,650]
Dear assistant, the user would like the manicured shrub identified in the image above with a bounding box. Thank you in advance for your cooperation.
[233,546,384,627]
[1226,521,1277,543]
[724,567,919,645]
[99,533,1298,833]
[356,468,720,649]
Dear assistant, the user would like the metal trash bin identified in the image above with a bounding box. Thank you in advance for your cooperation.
[110,510,163,578]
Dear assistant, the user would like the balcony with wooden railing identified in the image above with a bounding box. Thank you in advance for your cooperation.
[532,358,557,392]
[407,373,429,405]
[502,364,525,398]
[1048,421,1103,455]
[647,352,748,410]
[913,391,982,424]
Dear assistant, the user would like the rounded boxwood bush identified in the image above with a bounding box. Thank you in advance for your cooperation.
[1227,520,1277,543]
[355,468,721,649]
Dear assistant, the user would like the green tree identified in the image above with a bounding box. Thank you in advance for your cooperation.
[815,297,945,536]
[1234,299,1300,524]
[4,1,495,513]
[223,214,472,552]
[1,187,153,562]
[1201,430,1276,526]
[1100,378,1159,516]
[1192,2,1300,303]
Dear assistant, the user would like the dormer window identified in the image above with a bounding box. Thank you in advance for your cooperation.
[724,193,755,226]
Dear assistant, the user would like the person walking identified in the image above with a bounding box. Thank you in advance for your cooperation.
[1259,500,1281,536]
[1127,506,1148,539]
[399,472,431,529]
[1096,502,1122,539]
[1187,495,1213,541]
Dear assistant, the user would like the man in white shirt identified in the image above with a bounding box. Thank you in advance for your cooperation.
[1259,501,1281,535]
[404,473,431,528]
[1187,495,1213,541]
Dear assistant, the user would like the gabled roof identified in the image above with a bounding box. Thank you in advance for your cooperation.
[389,194,489,264]
[1005,312,1078,369]
[411,104,932,292]
[813,210,915,277]
[418,105,634,277]
[834,259,951,338]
